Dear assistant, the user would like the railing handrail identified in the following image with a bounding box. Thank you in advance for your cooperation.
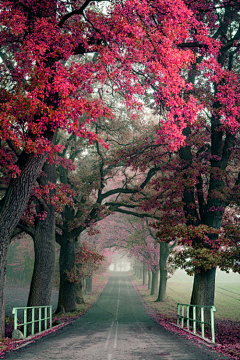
[12,305,52,338]
[12,305,52,311]
[176,303,216,343]
[177,303,216,310]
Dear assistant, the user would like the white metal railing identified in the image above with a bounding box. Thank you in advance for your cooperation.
[176,303,216,343]
[12,305,52,338]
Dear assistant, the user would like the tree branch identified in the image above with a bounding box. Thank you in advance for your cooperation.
[15,222,35,238]
[106,203,160,220]
[58,0,93,28]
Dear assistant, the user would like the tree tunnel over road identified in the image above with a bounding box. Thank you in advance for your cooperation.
[4,272,228,360]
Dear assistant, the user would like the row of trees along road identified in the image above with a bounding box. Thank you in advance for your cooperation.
[0,0,240,337]
[105,0,240,313]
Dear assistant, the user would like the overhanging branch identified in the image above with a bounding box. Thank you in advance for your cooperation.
[58,0,92,27]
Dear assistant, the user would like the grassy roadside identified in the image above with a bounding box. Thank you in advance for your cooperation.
[130,271,240,360]
[0,272,111,358]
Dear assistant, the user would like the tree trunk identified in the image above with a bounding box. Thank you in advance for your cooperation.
[86,277,93,292]
[156,242,169,302]
[148,271,151,290]
[191,268,216,306]
[190,268,216,328]
[150,268,158,295]
[27,162,56,333]
[27,207,55,334]
[143,263,148,285]
[139,264,143,281]
[55,235,76,313]
[75,281,85,304]
[0,152,48,337]
[0,244,7,338]
[27,161,56,306]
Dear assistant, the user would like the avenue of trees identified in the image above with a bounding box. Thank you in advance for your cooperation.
[0,0,240,338]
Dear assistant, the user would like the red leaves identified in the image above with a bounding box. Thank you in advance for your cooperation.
[66,243,105,283]
[0,0,225,164]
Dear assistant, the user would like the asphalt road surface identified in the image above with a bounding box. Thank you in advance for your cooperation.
[4,272,229,360]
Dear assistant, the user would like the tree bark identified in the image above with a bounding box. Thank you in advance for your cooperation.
[139,264,143,281]
[0,245,7,338]
[75,281,85,304]
[143,263,148,285]
[0,152,47,337]
[26,206,55,334]
[191,268,216,307]
[148,271,151,290]
[150,268,158,295]
[190,268,216,328]
[86,277,93,292]
[27,162,56,333]
[55,234,76,313]
[156,242,169,302]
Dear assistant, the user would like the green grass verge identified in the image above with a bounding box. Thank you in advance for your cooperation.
[132,269,240,322]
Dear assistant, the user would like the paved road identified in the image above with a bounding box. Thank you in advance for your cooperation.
[4,272,229,360]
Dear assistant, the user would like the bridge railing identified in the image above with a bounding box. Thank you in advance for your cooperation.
[176,303,216,343]
[12,305,52,338]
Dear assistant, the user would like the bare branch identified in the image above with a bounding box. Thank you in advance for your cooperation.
[58,0,93,28]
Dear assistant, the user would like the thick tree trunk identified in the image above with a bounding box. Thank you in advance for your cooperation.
[27,206,55,333]
[0,152,47,337]
[27,162,56,333]
[27,163,56,333]
[86,277,93,292]
[156,242,169,302]
[190,268,216,327]
[191,268,216,306]
[55,235,76,313]
[0,244,7,338]
[150,268,158,295]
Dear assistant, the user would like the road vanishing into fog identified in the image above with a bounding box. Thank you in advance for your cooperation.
[4,272,228,360]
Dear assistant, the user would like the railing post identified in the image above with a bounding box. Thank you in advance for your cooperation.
[177,303,180,326]
[211,306,216,343]
[45,307,47,330]
[23,308,27,338]
[201,306,204,339]
[31,308,35,335]
[39,307,41,333]
[193,306,196,334]
[186,305,190,331]
[181,305,184,328]
[12,308,17,330]
[50,306,52,328]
